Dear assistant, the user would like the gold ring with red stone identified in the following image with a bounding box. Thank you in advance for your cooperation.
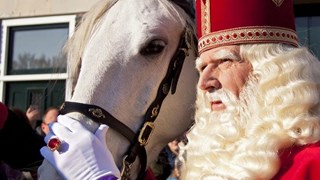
[47,137,61,151]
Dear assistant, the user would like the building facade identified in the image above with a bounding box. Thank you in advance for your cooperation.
[0,0,319,115]
[294,0,320,58]
[0,0,99,114]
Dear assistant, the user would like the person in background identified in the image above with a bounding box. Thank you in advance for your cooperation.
[150,138,181,180]
[0,102,45,179]
[40,107,59,135]
[26,105,41,130]
[166,138,185,180]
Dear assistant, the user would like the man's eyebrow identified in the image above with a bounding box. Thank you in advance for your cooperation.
[196,49,240,70]
[212,49,240,61]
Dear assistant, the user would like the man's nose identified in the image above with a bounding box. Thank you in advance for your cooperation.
[198,69,221,92]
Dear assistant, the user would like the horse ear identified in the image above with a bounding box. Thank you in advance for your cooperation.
[171,0,195,19]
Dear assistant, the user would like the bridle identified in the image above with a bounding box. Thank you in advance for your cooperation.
[59,1,196,179]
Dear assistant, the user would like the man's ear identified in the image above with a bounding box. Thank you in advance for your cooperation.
[41,123,46,130]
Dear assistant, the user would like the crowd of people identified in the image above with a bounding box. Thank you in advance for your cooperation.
[1,0,320,179]
[0,103,58,179]
[150,137,186,180]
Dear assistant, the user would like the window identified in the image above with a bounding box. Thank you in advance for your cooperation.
[296,16,320,58]
[8,24,68,75]
[295,3,320,58]
[0,15,75,108]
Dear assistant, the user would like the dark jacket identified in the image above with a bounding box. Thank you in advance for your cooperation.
[0,102,45,171]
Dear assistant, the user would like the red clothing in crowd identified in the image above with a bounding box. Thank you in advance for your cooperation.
[144,168,157,180]
[0,102,8,129]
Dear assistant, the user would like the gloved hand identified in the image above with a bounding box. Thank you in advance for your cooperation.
[40,115,120,180]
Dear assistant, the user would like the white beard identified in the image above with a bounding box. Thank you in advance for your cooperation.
[179,83,280,180]
[199,89,244,143]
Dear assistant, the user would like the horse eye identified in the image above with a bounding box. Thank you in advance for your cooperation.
[140,39,166,56]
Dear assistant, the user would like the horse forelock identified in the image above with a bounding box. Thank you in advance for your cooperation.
[65,0,118,96]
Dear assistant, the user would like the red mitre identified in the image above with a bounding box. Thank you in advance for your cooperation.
[196,0,299,54]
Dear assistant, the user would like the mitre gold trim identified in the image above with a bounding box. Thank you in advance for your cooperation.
[272,0,284,7]
[201,0,211,36]
[198,26,298,54]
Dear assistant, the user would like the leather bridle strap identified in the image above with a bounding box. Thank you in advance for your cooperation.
[124,27,193,180]
[59,101,135,142]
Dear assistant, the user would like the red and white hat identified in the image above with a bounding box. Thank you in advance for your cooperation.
[196,0,298,54]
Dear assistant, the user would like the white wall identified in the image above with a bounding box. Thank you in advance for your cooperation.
[0,0,100,18]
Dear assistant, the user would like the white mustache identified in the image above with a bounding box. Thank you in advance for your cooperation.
[207,89,229,101]
[205,89,238,107]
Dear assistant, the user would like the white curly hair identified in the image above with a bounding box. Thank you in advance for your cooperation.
[179,43,320,180]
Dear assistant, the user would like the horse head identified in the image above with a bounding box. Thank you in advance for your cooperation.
[57,0,197,178]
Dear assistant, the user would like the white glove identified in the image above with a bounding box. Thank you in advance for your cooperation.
[40,115,120,180]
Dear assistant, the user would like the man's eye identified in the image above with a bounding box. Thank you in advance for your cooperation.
[221,59,232,63]
[219,59,233,69]
[200,65,207,72]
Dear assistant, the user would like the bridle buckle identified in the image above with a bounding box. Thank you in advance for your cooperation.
[138,122,155,146]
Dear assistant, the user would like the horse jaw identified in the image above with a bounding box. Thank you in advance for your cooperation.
[145,49,198,164]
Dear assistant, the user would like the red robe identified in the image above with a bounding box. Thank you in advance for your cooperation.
[272,142,320,180]
[145,143,320,180]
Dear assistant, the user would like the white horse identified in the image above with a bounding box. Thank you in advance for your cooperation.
[39,0,198,179]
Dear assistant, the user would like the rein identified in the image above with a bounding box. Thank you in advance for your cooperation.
[59,1,196,179]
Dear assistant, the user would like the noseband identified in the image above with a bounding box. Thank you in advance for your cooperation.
[59,1,196,179]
